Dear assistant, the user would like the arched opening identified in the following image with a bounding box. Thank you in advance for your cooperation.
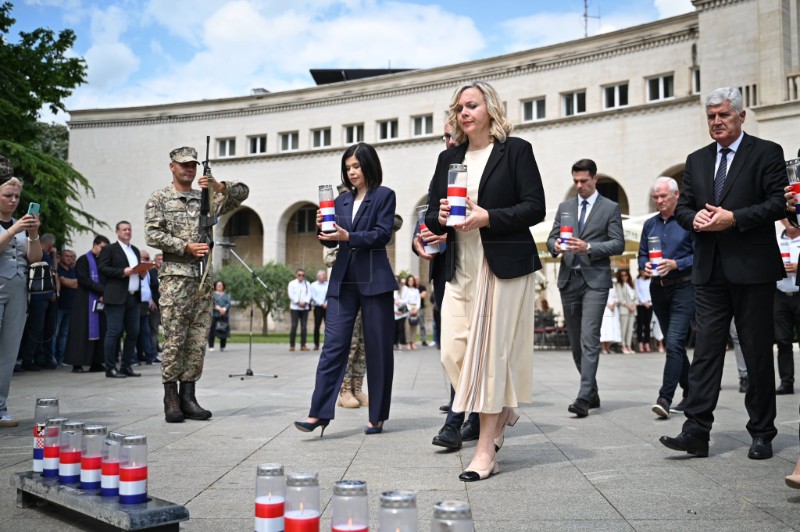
[284,202,328,273]
[563,174,630,216]
[647,164,685,211]
[220,207,263,265]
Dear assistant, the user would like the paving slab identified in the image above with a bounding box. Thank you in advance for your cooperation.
[1,345,800,530]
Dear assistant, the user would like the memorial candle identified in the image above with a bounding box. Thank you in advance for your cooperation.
[80,424,107,490]
[560,212,574,244]
[377,490,416,531]
[319,185,336,233]
[101,431,125,497]
[331,480,368,532]
[284,472,320,532]
[446,164,468,226]
[42,417,68,478]
[255,463,285,532]
[118,435,148,504]
[33,398,59,473]
[59,421,85,484]
[787,159,800,205]
[416,205,439,255]
[648,236,662,277]
[430,500,473,532]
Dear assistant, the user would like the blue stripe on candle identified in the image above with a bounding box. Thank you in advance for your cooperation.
[119,493,148,504]
[322,214,336,222]
[42,469,58,478]
[59,475,80,484]
[81,481,101,490]
[451,206,467,217]
[101,488,118,497]
[33,448,43,459]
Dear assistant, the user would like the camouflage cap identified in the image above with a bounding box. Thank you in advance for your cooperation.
[0,156,13,179]
[169,147,199,164]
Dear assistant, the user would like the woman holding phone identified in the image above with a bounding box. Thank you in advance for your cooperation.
[0,157,42,427]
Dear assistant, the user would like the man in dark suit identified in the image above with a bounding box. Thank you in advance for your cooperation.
[98,221,144,378]
[547,159,625,417]
[660,87,787,459]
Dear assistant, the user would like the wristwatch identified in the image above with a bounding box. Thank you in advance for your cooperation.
[586,243,592,255]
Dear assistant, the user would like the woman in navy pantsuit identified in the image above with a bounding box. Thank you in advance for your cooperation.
[295,143,398,436]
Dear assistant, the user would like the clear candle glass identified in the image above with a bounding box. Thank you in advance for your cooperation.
[446,164,468,226]
[647,236,662,277]
[430,500,473,532]
[319,184,336,233]
[119,434,148,504]
[788,159,800,204]
[101,431,125,497]
[33,398,59,473]
[416,205,439,255]
[332,480,368,532]
[378,490,417,531]
[80,424,107,490]
[560,212,574,244]
[59,421,85,484]
[284,472,320,532]
[255,463,285,532]
[43,417,68,478]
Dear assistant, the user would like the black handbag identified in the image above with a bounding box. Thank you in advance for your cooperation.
[215,318,230,336]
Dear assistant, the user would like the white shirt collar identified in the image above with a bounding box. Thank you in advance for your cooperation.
[717,131,744,154]
[578,190,599,207]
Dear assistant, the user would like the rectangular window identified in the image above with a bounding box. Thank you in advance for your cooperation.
[296,207,317,234]
[562,91,586,117]
[604,83,629,109]
[311,128,331,148]
[647,74,675,101]
[217,138,236,158]
[279,132,299,152]
[248,135,266,155]
[412,115,433,136]
[378,119,398,140]
[692,68,701,94]
[522,98,546,122]
[344,124,364,144]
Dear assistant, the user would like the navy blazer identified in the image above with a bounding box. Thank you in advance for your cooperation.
[674,132,786,285]
[323,185,399,298]
[424,137,546,280]
[98,242,141,305]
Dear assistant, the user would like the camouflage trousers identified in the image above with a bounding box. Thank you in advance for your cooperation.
[160,276,212,384]
[344,310,366,379]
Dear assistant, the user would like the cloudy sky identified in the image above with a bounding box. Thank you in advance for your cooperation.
[11,0,693,121]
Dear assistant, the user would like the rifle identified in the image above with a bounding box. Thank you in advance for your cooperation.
[199,136,215,279]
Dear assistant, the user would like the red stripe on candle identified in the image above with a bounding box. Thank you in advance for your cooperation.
[44,446,60,458]
[255,501,285,518]
[82,456,102,469]
[319,200,335,208]
[102,462,120,475]
[60,450,81,464]
[560,226,573,232]
[649,251,663,259]
[447,186,467,197]
[119,466,148,482]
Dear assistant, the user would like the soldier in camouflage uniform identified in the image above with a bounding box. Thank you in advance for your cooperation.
[145,146,249,423]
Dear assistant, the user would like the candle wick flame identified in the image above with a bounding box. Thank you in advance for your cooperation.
[348,517,353,526]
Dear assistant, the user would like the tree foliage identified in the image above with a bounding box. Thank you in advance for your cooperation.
[0,2,103,246]
[217,261,295,335]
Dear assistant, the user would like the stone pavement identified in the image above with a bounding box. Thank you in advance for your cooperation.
[1,344,800,531]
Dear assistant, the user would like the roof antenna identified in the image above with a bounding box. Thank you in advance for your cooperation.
[583,0,601,37]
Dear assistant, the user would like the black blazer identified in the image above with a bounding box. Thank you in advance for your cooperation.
[98,242,141,305]
[425,137,546,280]
[675,132,786,285]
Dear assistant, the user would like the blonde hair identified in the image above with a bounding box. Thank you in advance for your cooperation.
[0,177,22,191]
[447,81,513,146]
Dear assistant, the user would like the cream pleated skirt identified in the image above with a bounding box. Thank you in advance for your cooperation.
[441,227,535,414]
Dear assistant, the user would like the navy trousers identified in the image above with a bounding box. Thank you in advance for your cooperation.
[308,283,394,424]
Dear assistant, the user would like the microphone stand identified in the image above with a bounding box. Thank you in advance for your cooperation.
[222,246,277,380]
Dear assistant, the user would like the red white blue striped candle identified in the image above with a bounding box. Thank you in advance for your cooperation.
[319,185,336,233]
[255,463,285,532]
[81,425,106,490]
[59,421,84,484]
[101,431,125,497]
[416,205,439,255]
[42,417,67,478]
[648,236,662,277]
[781,240,791,264]
[560,212,574,244]
[33,398,59,473]
[118,435,147,504]
[446,164,468,226]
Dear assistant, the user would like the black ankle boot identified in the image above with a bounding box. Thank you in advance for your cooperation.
[179,381,212,420]
[163,382,185,423]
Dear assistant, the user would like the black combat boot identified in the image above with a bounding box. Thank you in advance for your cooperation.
[179,381,212,420]
[163,382,185,423]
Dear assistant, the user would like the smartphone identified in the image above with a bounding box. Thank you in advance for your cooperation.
[27,203,40,216]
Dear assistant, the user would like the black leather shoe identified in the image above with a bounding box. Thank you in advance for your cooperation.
[105,369,127,378]
[659,431,709,457]
[432,424,462,450]
[588,394,600,409]
[121,367,141,377]
[776,384,794,395]
[739,376,749,394]
[439,403,451,413]
[748,437,773,460]
[460,420,480,441]
[568,399,589,417]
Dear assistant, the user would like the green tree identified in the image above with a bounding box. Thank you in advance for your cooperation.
[0,2,104,245]
[217,262,295,335]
